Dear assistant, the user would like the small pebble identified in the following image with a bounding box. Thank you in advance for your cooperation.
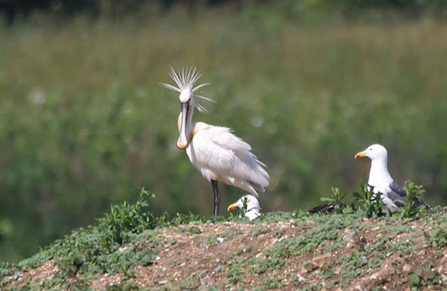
[13,270,22,280]
[214,265,223,273]
[345,231,358,242]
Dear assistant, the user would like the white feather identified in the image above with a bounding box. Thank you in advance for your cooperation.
[186,123,269,197]
[230,195,261,221]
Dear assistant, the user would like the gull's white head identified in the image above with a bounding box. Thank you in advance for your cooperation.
[227,195,261,221]
[355,144,388,162]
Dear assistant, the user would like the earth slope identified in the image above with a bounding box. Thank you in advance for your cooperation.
[2,210,447,290]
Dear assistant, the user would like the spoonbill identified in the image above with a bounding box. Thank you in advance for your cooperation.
[161,67,270,217]
[355,144,430,212]
[227,195,261,220]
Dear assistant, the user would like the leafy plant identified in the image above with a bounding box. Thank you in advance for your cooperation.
[0,262,17,288]
[98,188,157,246]
[396,180,428,218]
[261,277,286,289]
[321,263,335,279]
[228,265,243,284]
[251,227,270,236]
[0,262,14,278]
[408,264,443,288]
[157,212,209,227]
[317,184,388,217]
[320,187,349,214]
[187,226,202,234]
[351,184,387,218]
[424,228,447,247]
[239,196,250,218]
[319,181,428,219]
[1,188,162,288]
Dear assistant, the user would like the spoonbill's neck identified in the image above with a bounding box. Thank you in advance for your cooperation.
[177,106,195,146]
[185,106,195,136]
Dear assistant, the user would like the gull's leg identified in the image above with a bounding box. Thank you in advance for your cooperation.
[211,180,220,218]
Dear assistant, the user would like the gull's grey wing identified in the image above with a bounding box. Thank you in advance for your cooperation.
[389,181,431,210]
[388,181,407,207]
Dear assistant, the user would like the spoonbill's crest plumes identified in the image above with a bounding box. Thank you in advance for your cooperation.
[160,67,214,113]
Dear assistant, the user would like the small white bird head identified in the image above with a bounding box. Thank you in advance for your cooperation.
[227,195,261,221]
[179,89,192,103]
[355,144,388,162]
[160,67,214,149]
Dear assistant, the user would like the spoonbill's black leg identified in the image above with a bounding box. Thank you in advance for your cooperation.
[211,180,220,218]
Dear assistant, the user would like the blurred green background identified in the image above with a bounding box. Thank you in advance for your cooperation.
[1,0,447,262]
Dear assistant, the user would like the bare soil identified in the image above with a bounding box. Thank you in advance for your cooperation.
[5,212,447,290]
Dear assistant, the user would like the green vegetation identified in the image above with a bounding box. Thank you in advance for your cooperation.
[0,191,446,289]
[320,187,348,214]
[424,228,447,247]
[397,180,429,218]
[318,180,429,218]
[260,277,286,289]
[0,189,163,289]
[1,3,447,263]
[251,227,270,237]
[100,188,157,245]
[351,184,387,218]
[408,263,443,289]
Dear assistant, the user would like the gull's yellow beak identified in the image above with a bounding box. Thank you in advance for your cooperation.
[227,203,240,211]
[355,151,367,159]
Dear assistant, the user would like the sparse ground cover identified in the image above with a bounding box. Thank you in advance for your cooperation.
[1,190,446,290]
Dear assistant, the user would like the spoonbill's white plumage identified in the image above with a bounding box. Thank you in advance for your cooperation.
[227,195,261,220]
[355,144,430,212]
[161,67,270,217]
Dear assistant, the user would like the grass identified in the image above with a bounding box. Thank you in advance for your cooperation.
[408,263,443,289]
[424,228,447,247]
[1,6,447,263]
[0,189,446,289]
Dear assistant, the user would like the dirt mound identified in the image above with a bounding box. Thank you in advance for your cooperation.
[4,210,447,290]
